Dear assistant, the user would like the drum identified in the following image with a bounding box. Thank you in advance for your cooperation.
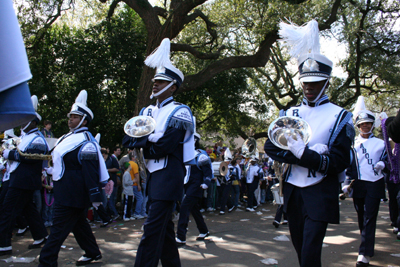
[271,183,284,205]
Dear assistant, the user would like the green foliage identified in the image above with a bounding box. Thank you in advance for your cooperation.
[28,8,147,148]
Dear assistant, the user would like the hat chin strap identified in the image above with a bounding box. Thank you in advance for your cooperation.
[21,121,32,132]
[303,79,329,103]
[69,114,87,132]
[150,81,175,99]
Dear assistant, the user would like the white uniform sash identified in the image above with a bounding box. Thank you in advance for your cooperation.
[9,129,48,173]
[52,130,108,182]
[355,135,385,182]
[246,165,259,183]
[285,103,345,188]
[140,99,194,173]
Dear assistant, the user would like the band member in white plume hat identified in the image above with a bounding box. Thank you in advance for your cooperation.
[0,95,49,255]
[122,38,194,267]
[39,90,108,266]
[343,95,387,267]
[264,19,355,267]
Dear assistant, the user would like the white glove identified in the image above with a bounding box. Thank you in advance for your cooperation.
[2,149,10,159]
[374,161,385,171]
[44,167,53,175]
[0,164,4,171]
[200,183,208,189]
[342,185,350,194]
[285,133,306,159]
[92,202,102,210]
[148,132,163,143]
[309,144,329,155]
[379,112,388,120]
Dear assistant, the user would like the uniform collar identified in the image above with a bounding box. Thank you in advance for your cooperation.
[25,128,39,135]
[358,133,374,140]
[157,96,174,108]
[302,95,330,107]
[72,127,88,134]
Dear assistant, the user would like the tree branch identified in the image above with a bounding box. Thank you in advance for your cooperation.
[171,43,226,59]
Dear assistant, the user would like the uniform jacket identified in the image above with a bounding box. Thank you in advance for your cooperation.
[122,97,194,201]
[8,128,48,190]
[344,135,387,199]
[184,151,213,198]
[264,96,354,224]
[52,127,104,208]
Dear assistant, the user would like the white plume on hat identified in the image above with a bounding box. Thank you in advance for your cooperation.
[279,19,321,61]
[145,38,173,70]
[31,95,42,121]
[279,19,333,83]
[353,96,375,126]
[224,147,233,161]
[95,133,101,144]
[69,90,94,121]
[144,38,184,99]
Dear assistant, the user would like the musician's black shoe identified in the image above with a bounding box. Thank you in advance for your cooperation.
[356,255,370,267]
[100,217,113,228]
[0,246,12,256]
[175,238,186,248]
[16,227,29,236]
[196,232,209,241]
[272,220,280,228]
[76,254,102,266]
[28,238,47,249]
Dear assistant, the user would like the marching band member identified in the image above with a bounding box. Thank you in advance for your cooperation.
[246,157,260,212]
[176,131,212,247]
[122,38,195,267]
[39,90,109,266]
[0,96,49,255]
[381,113,400,240]
[264,20,354,267]
[343,96,387,267]
[218,148,235,215]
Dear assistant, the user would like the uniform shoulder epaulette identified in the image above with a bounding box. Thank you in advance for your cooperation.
[197,153,210,166]
[79,141,98,161]
[166,105,194,132]
[28,135,48,153]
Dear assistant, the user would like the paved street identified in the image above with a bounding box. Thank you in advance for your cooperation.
[1,199,400,266]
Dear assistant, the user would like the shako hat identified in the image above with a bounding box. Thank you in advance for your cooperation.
[279,19,333,83]
[144,38,184,99]
[353,96,375,126]
[68,90,94,122]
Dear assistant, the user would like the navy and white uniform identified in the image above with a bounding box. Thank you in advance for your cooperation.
[246,164,260,209]
[264,96,354,267]
[0,128,49,248]
[122,96,195,267]
[345,134,386,258]
[177,150,212,241]
[219,163,238,213]
[39,127,108,267]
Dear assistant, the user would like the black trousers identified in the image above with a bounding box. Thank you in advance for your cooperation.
[123,194,133,219]
[353,195,381,257]
[0,187,47,247]
[247,178,259,208]
[274,205,287,223]
[287,187,328,267]
[39,204,101,267]
[134,199,180,267]
[387,182,400,228]
[219,182,233,212]
[177,195,208,241]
